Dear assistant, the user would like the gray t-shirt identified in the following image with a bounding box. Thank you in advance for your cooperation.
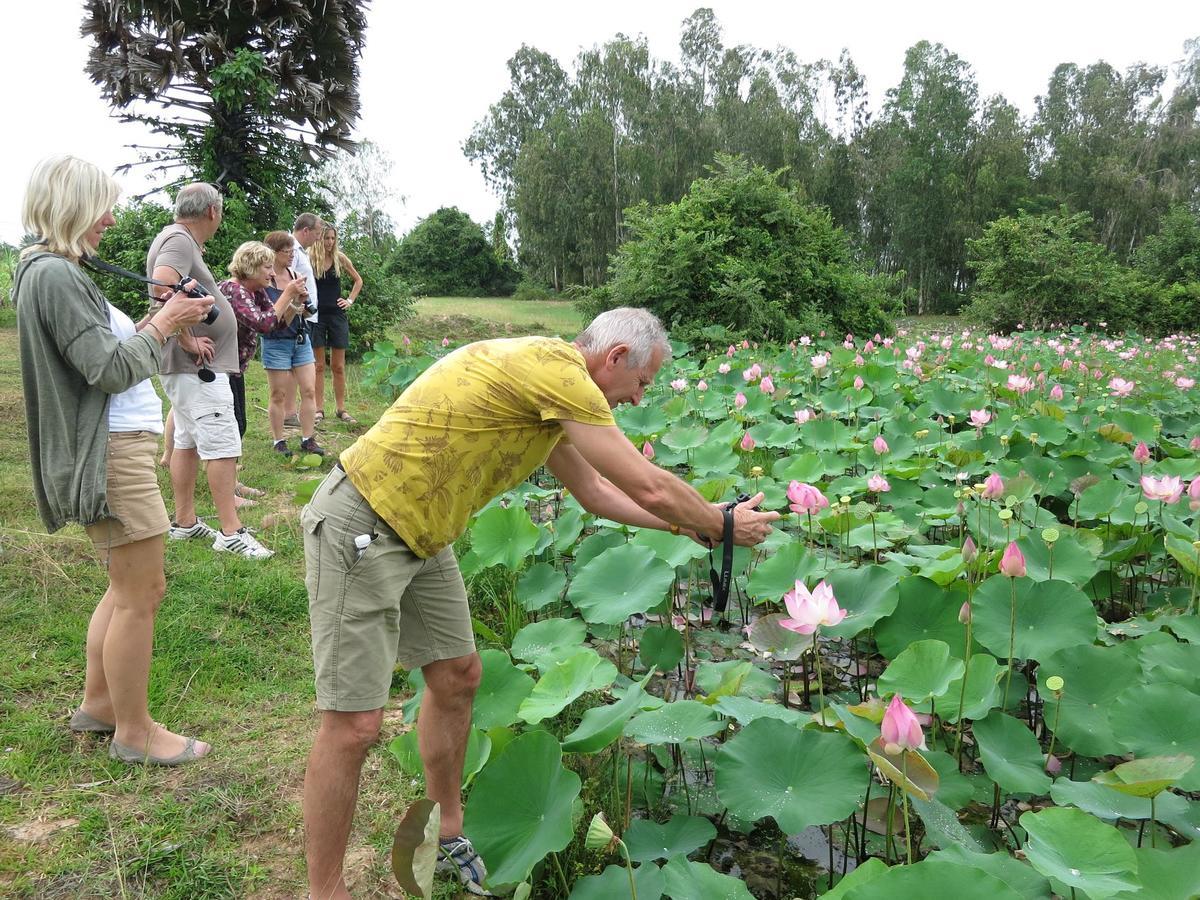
[146,224,239,375]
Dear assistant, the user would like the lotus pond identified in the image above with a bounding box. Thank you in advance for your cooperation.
[359,325,1200,899]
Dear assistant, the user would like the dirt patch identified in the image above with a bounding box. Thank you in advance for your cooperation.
[5,816,78,843]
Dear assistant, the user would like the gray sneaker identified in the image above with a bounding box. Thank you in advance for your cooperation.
[436,835,496,897]
[282,413,300,427]
[168,519,218,541]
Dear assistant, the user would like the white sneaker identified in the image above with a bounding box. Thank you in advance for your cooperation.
[213,528,274,559]
[168,519,218,541]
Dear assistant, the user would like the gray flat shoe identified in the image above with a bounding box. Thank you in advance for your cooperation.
[70,708,115,734]
[109,736,209,766]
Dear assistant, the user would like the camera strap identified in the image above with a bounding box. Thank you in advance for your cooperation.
[80,255,183,295]
[708,493,750,615]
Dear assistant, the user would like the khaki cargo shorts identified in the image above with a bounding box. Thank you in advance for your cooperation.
[302,465,475,711]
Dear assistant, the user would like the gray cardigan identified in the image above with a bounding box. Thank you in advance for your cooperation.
[14,251,162,532]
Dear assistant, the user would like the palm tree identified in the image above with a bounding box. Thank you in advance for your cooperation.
[82,0,369,224]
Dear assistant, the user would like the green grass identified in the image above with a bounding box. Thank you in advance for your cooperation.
[411,296,583,339]
[0,325,467,898]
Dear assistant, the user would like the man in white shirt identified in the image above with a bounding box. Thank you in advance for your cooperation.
[282,213,322,426]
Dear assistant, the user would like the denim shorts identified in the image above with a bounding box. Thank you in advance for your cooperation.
[261,333,316,370]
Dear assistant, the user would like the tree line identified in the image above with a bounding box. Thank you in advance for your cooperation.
[465,8,1200,314]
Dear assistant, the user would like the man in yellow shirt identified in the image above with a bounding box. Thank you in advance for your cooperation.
[301,308,778,899]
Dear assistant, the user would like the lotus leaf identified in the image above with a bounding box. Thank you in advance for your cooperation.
[873,577,969,660]
[840,858,1023,899]
[1039,644,1139,756]
[694,659,777,699]
[463,730,582,887]
[510,617,587,668]
[1109,842,1200,900]
[716,719,865,831]
[469,504,540,571]
[518,649,616,724]
[625,700,724,744]
[660,856,755,899]
[1050,777,1193,821]
[568,863,665,900]
[924,848,1051,898]
[877,639,964,701]
[1110,683,1200,790]
[631,529,710,569]
[568,544,675,625]
[932,653,1003,723]
[561,671,654,753]
[472,649,535,729]
[1092,754,1195,798]
[516,562,566,612]
[623,814,717,863]
[821,565,901,639]
[1019,807,1140,898]
[639,625,685,671]
[745,542,822,603]
[971,576,1098,662]
[972,712,1051,795]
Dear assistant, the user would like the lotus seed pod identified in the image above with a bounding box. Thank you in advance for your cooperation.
[915,429,930,438]
[1012,414,1022,422]
[998,508,1013,521]
[1030,433,1039,444]
[948,414,956,424]
[584,813,616,852]
[1042,528,1060,543]
[1045,676,1064,692]
[750,466,764,477]
[1000,435,1010,444]
[1134,501,1149,515]
[840,496,851,505]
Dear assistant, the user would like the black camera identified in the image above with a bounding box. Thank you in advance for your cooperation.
[174,278,219,325]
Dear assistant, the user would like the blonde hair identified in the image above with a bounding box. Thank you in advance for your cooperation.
[227,241,276,280]
[309,225,342,278]
[20,156,119,261]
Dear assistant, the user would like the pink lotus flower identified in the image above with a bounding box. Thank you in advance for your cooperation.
[853,375,865,390]
[734,392,747,410]
[1132,441,1150,464]
[958,601,971,625]
[867,473,890,493]
[1049,384,1064,401]
[441,337,450,347]
[1141,475,1183,504]
[1007,374,1033,394]
[999,542,1026,577]
[743,363,762,382]
[1045,754,1062,776]
[980,473,1004,499]
[969,409,991,427]
[795,408,814,424]
[402,335,411,346]
[811,353,829,370]
[697,380,708,391]
[641,441,655,460]
[1109,377,1135,398]
[726,345,736,358]
[880,694,926,755]
[873,435,889,454]
[1189,478,1200,511]
[760,375,775,394]
[1191,436,1200,452]
[740,432,755,451]
[787,481,829,515]
[780,579,846,635]
[1177,377,1196,390]
[718,362,731,374]
[670,378,688,392]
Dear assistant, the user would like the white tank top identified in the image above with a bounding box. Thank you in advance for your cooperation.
[105,302,165,433]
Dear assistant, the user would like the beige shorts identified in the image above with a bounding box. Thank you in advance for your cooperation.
[302,466,475,711]
[85,431,170,558]
[160,373,242,460]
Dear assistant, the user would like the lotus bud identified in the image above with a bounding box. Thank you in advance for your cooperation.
[740,432,755,452]
[1000,541,1026,577]
[1044,754,1062,776]
[958,601,971,624]
[1190,436,1200,451]
[1132,441,1150,464]
[585,812,618,852]
[962,536,978,563]
[880,694,926,755]
[873,435,889,454]
[1050,385,1064,401]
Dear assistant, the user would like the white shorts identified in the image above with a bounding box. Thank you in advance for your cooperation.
[160,373,242,460]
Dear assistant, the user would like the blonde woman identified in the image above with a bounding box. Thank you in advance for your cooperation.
[14,156,215,765]
[308,224,362,424]
[220,240,324,457]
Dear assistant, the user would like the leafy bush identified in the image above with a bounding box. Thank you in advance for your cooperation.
[596,155,899,341]
[393,207,519,296]
[511,278,558,302]
[341,234,414,358]
[964,211,1140,332]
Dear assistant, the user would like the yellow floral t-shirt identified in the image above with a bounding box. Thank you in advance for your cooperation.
[340,337,615,557]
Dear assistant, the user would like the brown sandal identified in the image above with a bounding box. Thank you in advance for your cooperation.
[335,410,357,424]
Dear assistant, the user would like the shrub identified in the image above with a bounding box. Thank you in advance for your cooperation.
[341,234,414,358]
[601,155,898,341]
[964,211,1137,332]
[393,207,518,296]
[511,278,558,302]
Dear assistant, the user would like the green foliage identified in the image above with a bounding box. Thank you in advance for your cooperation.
[394,207,519,296]
[595,156,899,341]
[964,210,1146,331]
[339,233,414,358]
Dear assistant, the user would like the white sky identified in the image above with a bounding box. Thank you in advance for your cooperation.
[2,0,1196,243]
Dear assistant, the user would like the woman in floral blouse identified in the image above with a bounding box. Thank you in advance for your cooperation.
[219,241,326,458]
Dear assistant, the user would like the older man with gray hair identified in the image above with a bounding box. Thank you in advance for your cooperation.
[146,183,272,559]
[300,307,779,898]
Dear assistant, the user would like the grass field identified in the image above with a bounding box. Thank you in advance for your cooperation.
[410,297,583,339]
[0,299,551,898]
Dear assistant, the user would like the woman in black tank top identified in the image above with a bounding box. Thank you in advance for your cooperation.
[307,225,362,423]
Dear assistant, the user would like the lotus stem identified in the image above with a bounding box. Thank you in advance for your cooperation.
[1003,577,1017,710]
[884,783,896,863]
[812,633,826,714]
[619,841,639,900]
[900,755,913,865]
[954,584,975,767]
[1151,795,1157,849]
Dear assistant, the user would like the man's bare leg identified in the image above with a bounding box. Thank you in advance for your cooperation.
[418,654,482,837]
[304,708,383,900]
